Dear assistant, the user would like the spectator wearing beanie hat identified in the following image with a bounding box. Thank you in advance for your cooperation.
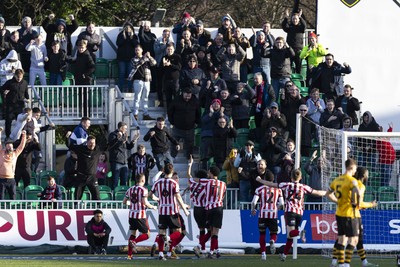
[42,13,78,56]
[173,12,196,42]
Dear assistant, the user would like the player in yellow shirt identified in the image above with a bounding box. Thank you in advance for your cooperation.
[330,166,378,267]
[327,159,360,267]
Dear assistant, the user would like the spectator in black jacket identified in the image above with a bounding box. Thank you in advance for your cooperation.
[199,66,227,109]
[299,104,315,157]
[17,16,38,72]
[128,144,155,186]
[62,150,77,192]
[260,127,286,180]
[3,31,24,60]
[143,117,180,171]
[138,21,156,56]
[108,121,139,189]
[116,22,139,92]
[161,43,182,108]
[68,135,101,201]
[231,82,255,129]
[46,41,67,85]
[261,101,288,141]
[168,87,201,160]
[267,37,295,98]
[69,40,95,117]
[310,53,352,101]
[218,88,234,118]
[0,17,11,60]
[14,132,41,188]
[335,84,360,126]
[85,209,112,255]
[211,116,237,170]
[319,99,344,130]
[281,8,306,74]
[1,69,29,138]
[191,20,212,47]
[280,84,306,140]
[42,13,78,56]
[176,29,199,65]
[234,140,261,202]
[180,54,206,98]
[76,22,101,62]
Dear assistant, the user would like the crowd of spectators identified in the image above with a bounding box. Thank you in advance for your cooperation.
[0,7,393,203]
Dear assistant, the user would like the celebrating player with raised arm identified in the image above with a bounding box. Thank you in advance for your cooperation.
[251,169,284,260]
[256,168,336,261]
[148,163,189,261]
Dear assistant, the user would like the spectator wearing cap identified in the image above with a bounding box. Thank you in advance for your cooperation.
[172,12,196,42]
[0,17,11,60]
[252,72,276,128]
[261,101,288,140]
[280,82,305,140]
[42,13,78,56]
[227,27,251,83]
[298,104,315,156]
[217,42,246,94]
[161,42,182,108]
[200,98,228,169]
[167,87,201,160]
[260,126,286,180]
[191,20,212,48]
[231,82,255,129]
[218,14,237,43]
[306,87,325,124]
[199,66,227,109]
[335,84,360,126]
[25,32,47,86]
[17,16,38,72]
[299,32,327,84]
[1,69,29,138]
[211,116,237,170]
[0,129,27,200]
[234,140,261,202]
[180,54,205,98]
[116,22,139,92]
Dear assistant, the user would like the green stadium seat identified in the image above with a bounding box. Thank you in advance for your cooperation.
[110,59,119,80]
[377,186,397,202]
[114,185,130,201]
[94,58,110,79]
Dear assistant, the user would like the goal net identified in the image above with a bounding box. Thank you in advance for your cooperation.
[319,127,400,257]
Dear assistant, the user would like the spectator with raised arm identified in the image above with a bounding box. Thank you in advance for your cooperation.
[17,16,37,72]
[25,32,47,86]
[335,84,360,126]
[42,13,78,56]
[76,22,101,62]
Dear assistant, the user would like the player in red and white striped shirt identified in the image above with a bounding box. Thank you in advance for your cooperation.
[186,156,211,258]
[204,166,226,258]
[256,168,333,261]
[123,174,157,260]
[251,169,284,260]
[149,163,189,261]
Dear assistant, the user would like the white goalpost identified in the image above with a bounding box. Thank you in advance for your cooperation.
[319,127,400,257]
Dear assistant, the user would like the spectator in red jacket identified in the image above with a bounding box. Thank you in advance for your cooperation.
[376,124,396,187]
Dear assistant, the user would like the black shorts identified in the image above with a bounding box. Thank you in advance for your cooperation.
[194,206,207,229]
[336,216,360,237]
[358,217,364,241]
[129,218,149,233]
[258,218,278,233]
[285,212,302,228]
[158,214,181,230]
[177,213,186,231]
[206,207,223,229]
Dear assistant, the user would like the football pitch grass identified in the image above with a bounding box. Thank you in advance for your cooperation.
[0,254,395,267]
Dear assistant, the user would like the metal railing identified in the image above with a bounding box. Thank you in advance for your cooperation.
[30,85,109,123]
